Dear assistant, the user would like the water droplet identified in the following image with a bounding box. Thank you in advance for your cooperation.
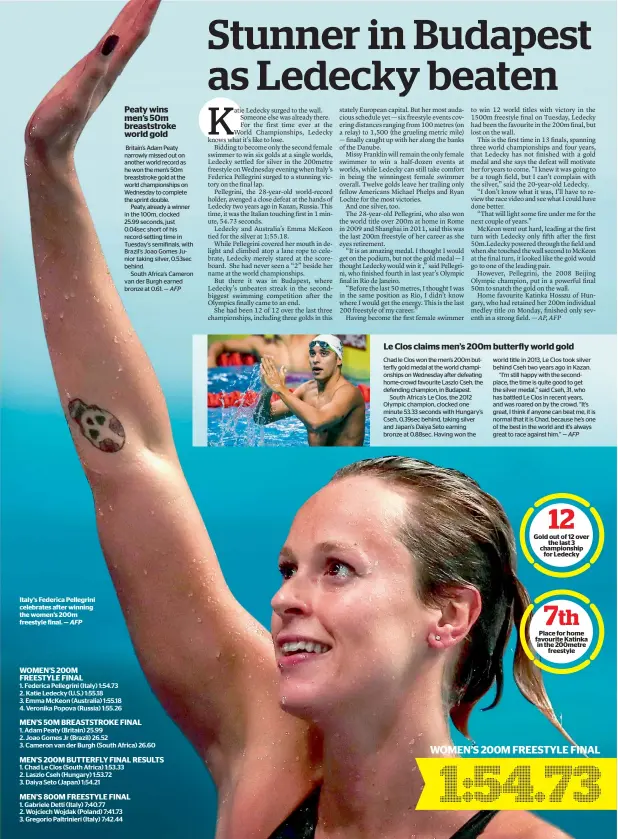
[64,293,70,301]
[59,312,64,319]
[113,336,119,344]
[197,617,203,624]
[143,569,148,576]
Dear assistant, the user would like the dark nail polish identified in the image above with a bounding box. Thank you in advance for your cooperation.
[101,35,119,56]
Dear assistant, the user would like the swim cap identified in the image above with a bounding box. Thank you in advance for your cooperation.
[309,334,343,359]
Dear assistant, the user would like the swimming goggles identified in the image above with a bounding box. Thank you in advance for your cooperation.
[309,340,332,351]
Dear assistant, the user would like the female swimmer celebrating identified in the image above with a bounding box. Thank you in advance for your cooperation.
[25,2,572,837]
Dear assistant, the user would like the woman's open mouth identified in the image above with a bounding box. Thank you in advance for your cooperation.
[281,641,330,655]
[277,639,332,669]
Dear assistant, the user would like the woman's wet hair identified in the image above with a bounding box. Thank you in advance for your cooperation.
[332,456,571,742]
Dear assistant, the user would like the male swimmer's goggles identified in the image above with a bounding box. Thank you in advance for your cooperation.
[309,340,332,351]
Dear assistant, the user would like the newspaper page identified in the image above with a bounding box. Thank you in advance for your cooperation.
[1,1,616,838]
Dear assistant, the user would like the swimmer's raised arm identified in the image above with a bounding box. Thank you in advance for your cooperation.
[25,0,172,461]
[24,0,317,808]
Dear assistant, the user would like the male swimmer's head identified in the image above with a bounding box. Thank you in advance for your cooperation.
[271,457,572,743]
[308,334,342,381]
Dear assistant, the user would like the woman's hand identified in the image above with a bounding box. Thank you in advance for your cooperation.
[260,356,287,393]
[25,0,161,164]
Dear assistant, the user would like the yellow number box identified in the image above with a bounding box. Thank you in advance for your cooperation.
[416,758,616,810]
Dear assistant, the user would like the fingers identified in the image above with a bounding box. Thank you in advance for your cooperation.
[84,0,162,121]
[260,357,278,388]
[95,0,161,79]
[25,0,162,155]
[25,53,106,148]
[96,0,160,50]
[78,53,111,107]
[130,0,162,42]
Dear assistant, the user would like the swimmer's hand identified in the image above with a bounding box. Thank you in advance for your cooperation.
[260,357,287,394]
[25,0,161,162]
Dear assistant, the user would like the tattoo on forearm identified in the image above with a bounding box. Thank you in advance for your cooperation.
[68,399,126,453]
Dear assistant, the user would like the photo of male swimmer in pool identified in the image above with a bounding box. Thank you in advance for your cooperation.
[253,335,366,447]
[25,1,573,837]
[208,334,317,373]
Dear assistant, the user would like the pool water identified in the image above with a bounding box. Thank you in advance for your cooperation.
[207,366,371,447]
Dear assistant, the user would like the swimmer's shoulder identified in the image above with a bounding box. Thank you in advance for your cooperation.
[322,381,364,418]
[340,379,366,407]
[487,811,573,839]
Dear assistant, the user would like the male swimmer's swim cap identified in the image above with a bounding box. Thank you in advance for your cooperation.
[310,334,343,359]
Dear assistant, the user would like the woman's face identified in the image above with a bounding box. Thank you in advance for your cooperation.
[271,476,436,722]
